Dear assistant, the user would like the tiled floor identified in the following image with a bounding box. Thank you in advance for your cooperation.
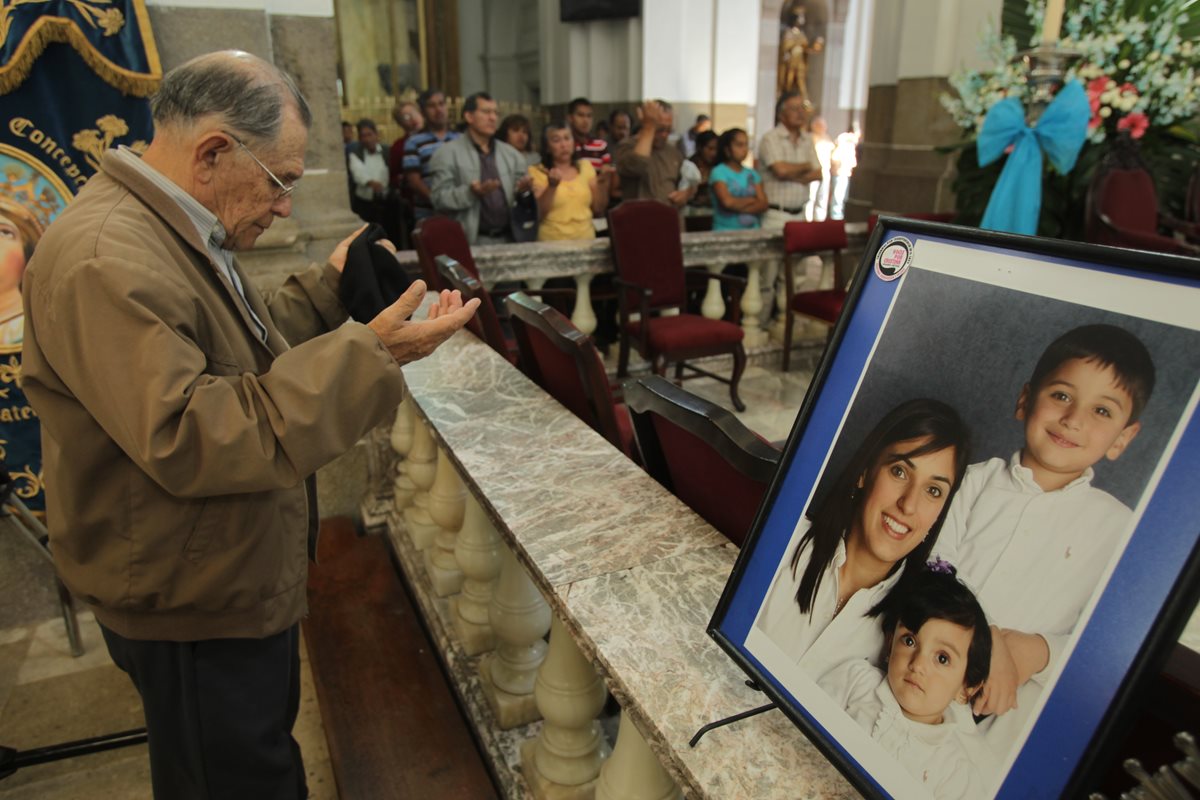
[0,611,337,800]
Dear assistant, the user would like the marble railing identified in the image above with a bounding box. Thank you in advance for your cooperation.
[394,229,793,347]
[360,324,857,799]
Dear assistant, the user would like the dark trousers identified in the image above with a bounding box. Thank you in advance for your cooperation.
[100,622,307,800]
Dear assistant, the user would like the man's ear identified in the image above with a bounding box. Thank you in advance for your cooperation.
[1014,383,1031,421]
[193,131,233,185]
[1106,420,1141,462]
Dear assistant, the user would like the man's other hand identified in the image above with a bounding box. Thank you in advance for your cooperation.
[366,280,481,365]
[329,224,397,273]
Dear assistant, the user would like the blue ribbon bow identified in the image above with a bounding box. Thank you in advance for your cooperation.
[977,80,1090,235]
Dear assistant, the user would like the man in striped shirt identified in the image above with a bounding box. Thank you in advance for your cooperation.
[758,91,822,232]
[568,97,611,171]
[403,88,460,221]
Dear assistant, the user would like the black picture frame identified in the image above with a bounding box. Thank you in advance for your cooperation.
[709,218,1200,799]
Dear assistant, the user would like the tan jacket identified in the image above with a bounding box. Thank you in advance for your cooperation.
[22,151,408,641]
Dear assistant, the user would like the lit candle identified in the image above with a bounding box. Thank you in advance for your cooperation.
[1042,0,1065,44]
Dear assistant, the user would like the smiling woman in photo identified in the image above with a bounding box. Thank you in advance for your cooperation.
[755,398,971,679]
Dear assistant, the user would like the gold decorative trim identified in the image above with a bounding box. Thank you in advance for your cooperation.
[0,2,161,97]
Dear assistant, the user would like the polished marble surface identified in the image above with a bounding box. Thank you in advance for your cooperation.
[397,327,857,799]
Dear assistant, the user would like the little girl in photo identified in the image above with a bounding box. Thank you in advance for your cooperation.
[819,562,996,799]
[709,128,768,230]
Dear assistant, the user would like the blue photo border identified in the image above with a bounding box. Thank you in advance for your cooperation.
[708,218,1200,799]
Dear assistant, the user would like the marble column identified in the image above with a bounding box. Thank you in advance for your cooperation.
[480,547,550,730]
[450,492,502,655]
[425,447,466,597]
[595,709,681,800]
[391,396,418,513]
[521,616,610,799]
[699,265,726,321]
[740,261,768,348]
[403,418,440,550]
[572,274,597,337]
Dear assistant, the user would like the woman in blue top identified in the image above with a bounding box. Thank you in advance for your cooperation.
[710,128,768,230]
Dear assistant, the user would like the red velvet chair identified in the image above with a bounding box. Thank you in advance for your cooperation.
[504,291,636,460]
[436,256,518,364]
[607,200,748,412]
[1084,165,1199,256]
[623,375,780,546]
[413,215,478,290]
[781,219,848,371]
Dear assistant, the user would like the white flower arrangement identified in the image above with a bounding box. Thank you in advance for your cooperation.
[941,0,1199,145]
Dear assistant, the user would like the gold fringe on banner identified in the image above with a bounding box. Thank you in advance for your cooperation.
[0,2,161,97]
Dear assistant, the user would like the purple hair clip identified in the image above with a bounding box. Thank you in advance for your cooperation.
[926,557,955,575]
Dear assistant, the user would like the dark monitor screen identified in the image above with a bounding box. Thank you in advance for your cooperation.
[560,0,640,23]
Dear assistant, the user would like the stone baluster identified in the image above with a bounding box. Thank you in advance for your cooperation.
[451,492,501,655]
[390,396,417,513]
[571,274,597,336]
[480,547,550,729]
[402,417,440,550]
[424,447,466,596]
[596,709,681,800]
[739,261,767,348]
[699,264,726,321]
[521,616,610,798]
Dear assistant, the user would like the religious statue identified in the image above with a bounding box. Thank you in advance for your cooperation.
[776,3,824,104]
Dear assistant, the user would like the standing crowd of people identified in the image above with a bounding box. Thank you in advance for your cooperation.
[340,89,861,247]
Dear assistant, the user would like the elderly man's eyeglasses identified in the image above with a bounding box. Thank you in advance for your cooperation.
[224,131,297,201]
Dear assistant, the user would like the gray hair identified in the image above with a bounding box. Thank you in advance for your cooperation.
[150,51,312,143]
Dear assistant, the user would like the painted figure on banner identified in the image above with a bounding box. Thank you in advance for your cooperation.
[0,0,158,511]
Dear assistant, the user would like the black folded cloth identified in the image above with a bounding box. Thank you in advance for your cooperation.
[337,223,415,323]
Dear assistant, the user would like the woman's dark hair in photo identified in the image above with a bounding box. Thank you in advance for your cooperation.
[789,398,971,613]
[692,130,719,164]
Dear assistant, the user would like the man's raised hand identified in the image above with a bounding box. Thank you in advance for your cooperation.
[366,280,481,365]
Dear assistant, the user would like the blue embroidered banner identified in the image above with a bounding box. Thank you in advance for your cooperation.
[0,1,158,511]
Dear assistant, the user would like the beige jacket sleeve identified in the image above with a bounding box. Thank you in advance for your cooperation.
[30,255,406,499]
[259,261,349,347]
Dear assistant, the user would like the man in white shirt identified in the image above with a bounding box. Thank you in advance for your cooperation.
[348,118,392,233]
[758,92,822,232]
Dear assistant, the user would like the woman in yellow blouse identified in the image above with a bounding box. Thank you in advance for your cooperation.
[528,122,610,241]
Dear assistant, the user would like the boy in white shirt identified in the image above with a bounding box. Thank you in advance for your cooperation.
[933,323,1155,755]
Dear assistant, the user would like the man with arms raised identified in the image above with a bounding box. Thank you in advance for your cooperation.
[21,51,478,799]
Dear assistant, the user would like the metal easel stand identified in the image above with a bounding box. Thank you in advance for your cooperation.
[0,493,82,657]
[689,680,777,747]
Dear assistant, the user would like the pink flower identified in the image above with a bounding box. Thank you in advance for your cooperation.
[1085,76,1108,128]
[1119,82,1139,97]
[1117,112,1149,139]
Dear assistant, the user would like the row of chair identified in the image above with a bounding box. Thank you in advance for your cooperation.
[498,286,781,547]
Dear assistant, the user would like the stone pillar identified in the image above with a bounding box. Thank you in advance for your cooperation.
[699,266,726,321]
[480,547,550,729]
[425,447,466,596]
[521,616,610,799]
[850,0,1003,221]
[403,418,440,550]
[391,397,418,512]
[740,261,767,348]
[571,275,597,337]
[595,709,681,800]
[451,492,502,655]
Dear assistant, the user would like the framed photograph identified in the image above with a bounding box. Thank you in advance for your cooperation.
[709,218,1200,799]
